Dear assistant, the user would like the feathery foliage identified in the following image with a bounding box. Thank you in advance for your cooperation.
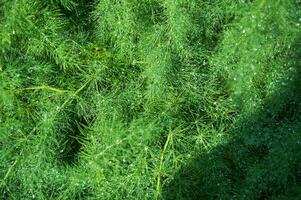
[1,0,301,199]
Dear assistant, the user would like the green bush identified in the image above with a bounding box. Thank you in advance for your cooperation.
[1,0,301,199]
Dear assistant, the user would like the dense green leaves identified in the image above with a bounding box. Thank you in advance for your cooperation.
[1,0,301,199]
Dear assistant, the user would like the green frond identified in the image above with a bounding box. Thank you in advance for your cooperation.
[1,0,301,199]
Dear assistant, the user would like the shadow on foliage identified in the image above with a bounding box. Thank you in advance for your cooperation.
[162,38,301,199]
[56,0,96,35]
[57,107,93,166]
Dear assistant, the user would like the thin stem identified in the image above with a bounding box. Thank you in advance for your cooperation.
[18,85,74,94]
[156,131,172,199]
[60,79,91,109]
[0,159,18,187]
